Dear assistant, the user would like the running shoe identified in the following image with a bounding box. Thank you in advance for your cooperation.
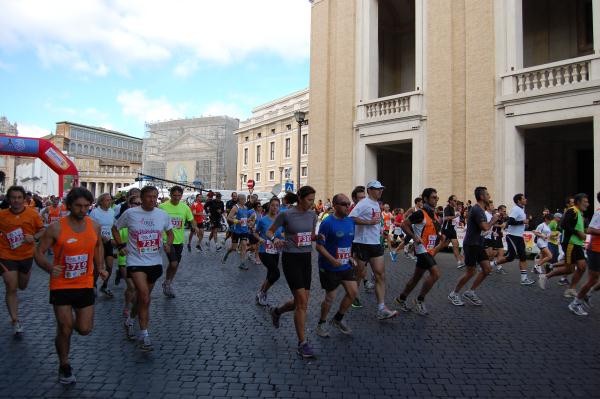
[221,252,229,264]
[413,300,429,316]
[268,306,280,328]
[297,341,316,359]
[520,277,536,286]
[100,286,114,298]
[462,290,483,306]
[58,364,76,385]
[394,297,411,312]
[139,335,153,351]
[255,291,268,306]
[558,277,569,286]
[533,265,544,275]
[456,261,465,269]
[495,265,508,274]
[568,300,588,316]
[538,274,547,290]
[376,307,398,320]
[563,288,577,298]
[124,320,136,341]
[162,281,175,298]
[315,323,330,338]
[13,320,23,337]
[448,292,464,306]
[351,298,363,308]
[239,262,249,270]
[364,279,375,291]
[330,318,352,335]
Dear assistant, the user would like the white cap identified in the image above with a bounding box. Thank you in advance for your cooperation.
[366,180,385,189]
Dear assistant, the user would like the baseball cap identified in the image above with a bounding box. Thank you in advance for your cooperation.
[553,212,562,218]
[366,180,385,189]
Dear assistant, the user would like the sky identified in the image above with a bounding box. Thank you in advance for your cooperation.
[0,0,311,138]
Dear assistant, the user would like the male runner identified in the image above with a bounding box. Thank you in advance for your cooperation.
[441,195,465,267]
[223,194,253,269]
[89,193,116,298]
[350,185,369,308]
[188,193,205,252]
[41,196,62,225]
[205,191,224,251]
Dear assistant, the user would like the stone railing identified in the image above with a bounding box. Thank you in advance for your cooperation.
[79,171,138,178]
[356,91,423,124]
[501,55,600,97]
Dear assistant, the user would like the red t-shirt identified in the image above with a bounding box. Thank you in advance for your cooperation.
[190,202,205,223]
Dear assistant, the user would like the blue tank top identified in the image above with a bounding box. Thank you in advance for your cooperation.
[233,206,251,234]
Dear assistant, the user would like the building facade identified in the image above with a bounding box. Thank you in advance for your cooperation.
[143,116,239,190]
[235,89,309,193]
[0,116,18,191]
[53,121,143,197]
[309,0,600,214]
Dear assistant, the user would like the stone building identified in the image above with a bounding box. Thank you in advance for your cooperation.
[309,0,600,214]
[0,116,18,191]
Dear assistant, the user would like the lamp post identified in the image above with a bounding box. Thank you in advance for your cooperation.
[294,110,306,191]
[239,173,244,191]
[278,166,284,190]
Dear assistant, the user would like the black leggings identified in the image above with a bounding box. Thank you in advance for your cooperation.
[259,252,281,285]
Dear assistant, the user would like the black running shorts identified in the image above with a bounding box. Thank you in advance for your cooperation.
[50,288,95,308]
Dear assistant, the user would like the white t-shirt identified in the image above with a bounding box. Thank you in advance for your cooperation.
[349,197,382,244]
[535,222,551,248]
[114,206,172,267]
[506,205,526,237]
[482,211,493,239]
[89,207,115,240]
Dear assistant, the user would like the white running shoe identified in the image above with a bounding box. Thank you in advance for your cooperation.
[520,277,536,286]
[13,321,23,336]
[315,323,330,337]
[413,300,429,316]
[563,288,577,298]
[462,290,483,306]
[376,307,398,320]
[448,292,464,306]
[568,300,588,316]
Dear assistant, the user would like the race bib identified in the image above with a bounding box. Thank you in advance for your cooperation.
[49,216,60,223]
[100,226,112,239]
[6,228,25,249]
[393,227,404,236]
[264,239,278,254]
[64,254,88,279]
[296,232,312,247]
[426,234,437,250]
[240,218,248,227]
[336,247,351,264]
[137,232,159,254]
[170,217,183,229]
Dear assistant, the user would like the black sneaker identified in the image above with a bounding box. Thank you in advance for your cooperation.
[58,364,76,385]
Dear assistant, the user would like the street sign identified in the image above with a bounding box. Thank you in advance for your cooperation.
[285,181,294,192]
[247,179,255,189]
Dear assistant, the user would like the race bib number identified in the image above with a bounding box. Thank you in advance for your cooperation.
[336,247,351,264]
[264,239,278,254]
[296,232,312,247]
[170,217,183,229]
[100,226,112,239]
[64,254,88,279]
[426,234,437,250]
[239,218,248,227]
[49,216,60,223]
[6,228,25,249]
[137,232,159,254]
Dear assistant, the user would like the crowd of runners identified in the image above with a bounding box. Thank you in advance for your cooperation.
[0,182,598,382]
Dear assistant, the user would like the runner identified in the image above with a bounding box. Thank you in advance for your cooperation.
[547,212,562,267]
[253,197,283,305]
[266,186,318,358]
[491,194,535,286]
[34,187,107,384]
[403,197,423,260]
[0,186,45,336]
[159,186,197,298]
[41,196,62,225]
[532,214,554,274]
[315,193,358,337]
[89,193,116,298]
[112,185,174,351]
[568,191,600,315]
[448,187,500,306]
[394,188,442,315]
[205,191,224,251]
[538,193,589,295]
[188,193,205,252]
[349,181,397,320]
[387,208,405,262]
[222,194,254,269]
[489,204,508,273]
[441,195,465,267]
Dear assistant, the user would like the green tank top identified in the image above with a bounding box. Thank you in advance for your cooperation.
[569,208,585,246]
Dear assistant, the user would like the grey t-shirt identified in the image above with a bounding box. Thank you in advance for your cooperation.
[271,206,317,253]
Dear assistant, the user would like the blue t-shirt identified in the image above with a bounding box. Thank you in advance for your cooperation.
[255,215,283,253]
[233,206,251,234]
[317,215,355,272]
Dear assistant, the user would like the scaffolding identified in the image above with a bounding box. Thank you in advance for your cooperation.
[142,116,238,190]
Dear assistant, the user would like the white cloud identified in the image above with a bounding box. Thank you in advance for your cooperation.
[16,123,51,138]
[0,0,311,76]
[117,90,187,123]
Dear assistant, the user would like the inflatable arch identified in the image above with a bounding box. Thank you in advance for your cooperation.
[0,135,79,197]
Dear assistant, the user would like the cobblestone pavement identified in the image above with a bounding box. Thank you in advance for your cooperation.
[1,239,599,398]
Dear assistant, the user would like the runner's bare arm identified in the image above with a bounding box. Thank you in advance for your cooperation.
[315,243,342,268]
[227,205,238,224]
[34,223,60,274]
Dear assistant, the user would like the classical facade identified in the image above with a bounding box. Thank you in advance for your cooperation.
[143,116,239,190]
[53,121,143,197]
[309,0,600,215]
[235,89,310,193]
[0,116,18,191]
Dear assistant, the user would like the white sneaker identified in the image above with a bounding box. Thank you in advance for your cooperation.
[568,300,588,316]
[414,300,429,316]
[533,265,544,275]
[255,291,268,306]
[448,292,464,306]
[564,288,577,298]
[12,321,23,336]
[376,307,398,320]
[315,323,330,337]
[520,277,536,286]
[538,274,547,290]
[462,290,483,306]
[456,261,465,269]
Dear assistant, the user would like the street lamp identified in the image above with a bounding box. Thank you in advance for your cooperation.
[294,110,306,191]
[278,166,284,189]
[239,173,244,191]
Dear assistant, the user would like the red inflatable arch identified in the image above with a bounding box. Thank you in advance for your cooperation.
[0,135,79,197]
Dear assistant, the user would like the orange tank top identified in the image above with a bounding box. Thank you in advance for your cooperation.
[421,211,439,255]
[48,206,61,224]
[50,216,97,290]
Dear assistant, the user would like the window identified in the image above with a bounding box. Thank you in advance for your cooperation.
[245,136,249,142]
[256,145,261,163]
[286,124,291,131]
[271,128,275,134]
[269,142,275,161]
[301,166,308,177]
[269,170,275,181]
[302,134,308,155]
[243,148,248,165]
[285,138,291,158]
[256,172,261,182]
[257,132,262,138]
